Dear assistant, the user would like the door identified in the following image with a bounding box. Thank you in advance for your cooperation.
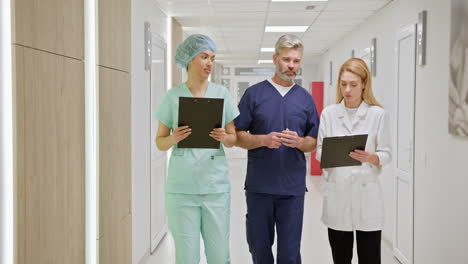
[394,24,417,264]
[150,33,168,253]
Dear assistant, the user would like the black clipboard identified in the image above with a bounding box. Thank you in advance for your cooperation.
[320,134,368,168]
[178,97,224,149]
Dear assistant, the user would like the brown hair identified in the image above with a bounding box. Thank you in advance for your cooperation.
[336,58,382,107]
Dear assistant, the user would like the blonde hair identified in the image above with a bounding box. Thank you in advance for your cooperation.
[275,34,304,55]
[336,58,382,107]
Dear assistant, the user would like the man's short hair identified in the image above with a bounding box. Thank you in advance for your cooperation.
[275,34,304,55]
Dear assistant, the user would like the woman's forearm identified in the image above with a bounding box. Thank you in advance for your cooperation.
[156,135,176,151]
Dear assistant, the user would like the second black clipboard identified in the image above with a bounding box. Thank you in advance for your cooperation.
[178,97,224,149]
[320,134,368,169]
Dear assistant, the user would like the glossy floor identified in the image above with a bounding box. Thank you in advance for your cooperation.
[143,158,400,264]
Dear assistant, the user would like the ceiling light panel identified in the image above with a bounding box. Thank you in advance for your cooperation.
[265,26,309,32]
[261,48,275,52]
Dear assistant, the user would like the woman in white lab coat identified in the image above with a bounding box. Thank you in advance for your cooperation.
[316,58,392,264]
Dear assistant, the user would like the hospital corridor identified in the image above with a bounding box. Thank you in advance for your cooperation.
[1,0,468,264]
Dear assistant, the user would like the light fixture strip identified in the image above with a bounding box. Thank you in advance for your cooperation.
[85,0,98,262]
[0,0,14,262]
[261,47,275,52]
[265,26,309,32]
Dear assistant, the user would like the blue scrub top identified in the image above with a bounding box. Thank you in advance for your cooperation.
[235,80,319,196]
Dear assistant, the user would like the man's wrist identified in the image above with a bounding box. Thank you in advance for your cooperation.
[297,136,305,150]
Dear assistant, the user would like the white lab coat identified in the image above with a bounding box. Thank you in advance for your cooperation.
[316,100,392,231]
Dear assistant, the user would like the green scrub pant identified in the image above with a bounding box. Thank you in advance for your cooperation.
[166,192,231,264]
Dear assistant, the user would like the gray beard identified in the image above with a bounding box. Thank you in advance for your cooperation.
[276,68,296,82]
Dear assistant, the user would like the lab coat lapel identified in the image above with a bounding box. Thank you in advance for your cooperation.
[352,101,370,127]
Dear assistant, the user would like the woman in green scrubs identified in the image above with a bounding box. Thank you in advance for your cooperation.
[154,34,239,264]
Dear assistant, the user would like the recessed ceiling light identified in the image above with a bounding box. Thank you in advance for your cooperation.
[258,60,273,64]
[261,48,275,52]
[265,26,309,32]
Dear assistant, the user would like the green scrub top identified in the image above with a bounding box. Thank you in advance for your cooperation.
[155,82,240,194]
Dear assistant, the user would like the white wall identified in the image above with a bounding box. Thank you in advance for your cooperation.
[131,1,168,263]
[302,62,322,90]
[319,0,468,263]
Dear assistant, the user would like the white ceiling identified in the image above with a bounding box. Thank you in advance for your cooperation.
[155,0,393,65]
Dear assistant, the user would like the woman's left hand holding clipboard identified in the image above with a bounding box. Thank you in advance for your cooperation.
[349,149,380,166]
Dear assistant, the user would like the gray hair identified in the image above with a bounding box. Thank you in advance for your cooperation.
[274,34,304,55]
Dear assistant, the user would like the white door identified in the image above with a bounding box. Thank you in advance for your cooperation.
[394,24,417,264]
[150,33,168,253]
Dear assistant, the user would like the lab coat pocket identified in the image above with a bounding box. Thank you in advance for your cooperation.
[360,182,384,220]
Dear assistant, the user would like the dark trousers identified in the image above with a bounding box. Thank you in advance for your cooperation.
[328,228,382,264]
[245,191,304,264]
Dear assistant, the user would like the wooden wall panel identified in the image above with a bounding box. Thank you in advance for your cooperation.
[98,0,131,72]
[14,45,26,264]
[98,66,131,264]
[13,0,84,59]
[14,45,85,264]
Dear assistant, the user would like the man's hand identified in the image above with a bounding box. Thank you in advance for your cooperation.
[261,132,283,149]
[279,129,304,149]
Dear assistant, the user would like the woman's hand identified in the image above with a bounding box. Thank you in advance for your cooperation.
[156,122,191,151]
[211,121,237,147]
[209,127,228,143]
[349,149,380,166]
[171,125,192,144]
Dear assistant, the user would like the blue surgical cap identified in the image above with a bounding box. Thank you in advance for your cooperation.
[175,34,217,69]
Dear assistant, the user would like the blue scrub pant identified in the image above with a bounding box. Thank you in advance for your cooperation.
[166,192,231,264]
[246,191,305,264]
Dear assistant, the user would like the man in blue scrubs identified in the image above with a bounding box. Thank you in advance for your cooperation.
[235,34,319,264]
